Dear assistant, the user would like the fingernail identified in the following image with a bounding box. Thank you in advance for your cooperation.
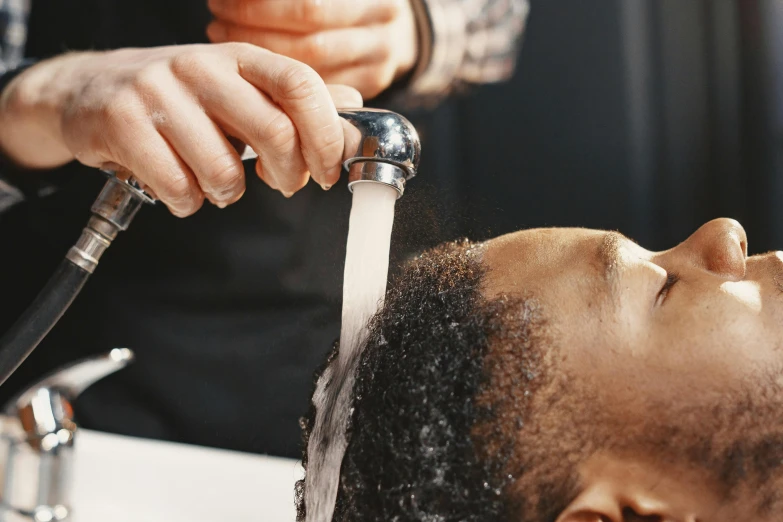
[231,188,246,203]
[208,181,244,207]
[281,190,294,198]
[99,161,122,173]
[209,192,232,206]
[321,183,332,191]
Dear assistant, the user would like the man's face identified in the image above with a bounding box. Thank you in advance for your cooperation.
[483,218,783,413]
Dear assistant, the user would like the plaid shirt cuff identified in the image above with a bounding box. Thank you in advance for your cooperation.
[399,0,530,108]
[0,0,30,74]
[406,0,467,105]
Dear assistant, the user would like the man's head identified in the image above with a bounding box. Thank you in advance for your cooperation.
[299,218,783,521]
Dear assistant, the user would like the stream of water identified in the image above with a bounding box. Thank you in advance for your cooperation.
[304,182,398,521]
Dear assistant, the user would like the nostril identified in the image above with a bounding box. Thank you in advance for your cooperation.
[621,507,662,522]
[676,219,749,280]
[702,233,747,280]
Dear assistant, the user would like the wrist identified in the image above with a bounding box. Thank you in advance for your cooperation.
[0,53,95,169]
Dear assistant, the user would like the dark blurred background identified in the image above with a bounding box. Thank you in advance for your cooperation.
[2,0,783,456]
[399,0,783,254]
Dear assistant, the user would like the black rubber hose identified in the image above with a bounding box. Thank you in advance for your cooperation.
[0,259,90,387]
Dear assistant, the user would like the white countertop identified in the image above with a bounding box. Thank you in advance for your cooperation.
[70,429,303,522]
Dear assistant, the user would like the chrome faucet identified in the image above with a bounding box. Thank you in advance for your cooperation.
[338,109,421,198]
[240,108,421,198]
[0,349,134,521]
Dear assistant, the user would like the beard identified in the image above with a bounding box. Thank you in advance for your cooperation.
[478,358,783,521]
[677,367,783,513]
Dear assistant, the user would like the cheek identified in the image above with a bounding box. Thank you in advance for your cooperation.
[720,280,763,312]
[565,296,777,402]
[650,293,777,390]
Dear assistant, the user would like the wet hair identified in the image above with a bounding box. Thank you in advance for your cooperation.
[296,240,578,521]
[297,238,783,522]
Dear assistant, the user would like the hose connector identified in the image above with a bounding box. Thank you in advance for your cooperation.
[338,109,421,198]
[66,174,155,273]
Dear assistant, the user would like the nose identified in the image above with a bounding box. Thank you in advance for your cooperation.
[670,218,748,280]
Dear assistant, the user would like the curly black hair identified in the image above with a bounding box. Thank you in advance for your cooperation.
[296,238,783,521]
[296,240,579,522]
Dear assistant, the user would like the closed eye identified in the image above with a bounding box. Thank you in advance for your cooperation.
[656,272,680,305]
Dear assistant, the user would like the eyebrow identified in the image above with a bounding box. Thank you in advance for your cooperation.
[596,232,624,295]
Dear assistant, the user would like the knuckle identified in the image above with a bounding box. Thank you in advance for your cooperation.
[172,197,204,218]
[386,0,403,19]
[170,51,213,80]
[184,196,205,216]
[275,61,322,102]
[302,34,328,66]
[223,41,255,55]
[222,0,255,24]
[308,127,343,171]
[161,172,195,201]
[100,89,144,129]
[203,153,244,191]
[131,66,166,97]
[257,113,298,154]
[362,70,392,99]
[298,0,326,26]
[375,42,393,62]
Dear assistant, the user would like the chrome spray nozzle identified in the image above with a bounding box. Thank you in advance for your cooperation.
[238,108,421,198]
[338,109,421,198]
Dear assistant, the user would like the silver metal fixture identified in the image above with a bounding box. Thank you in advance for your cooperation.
[338,109,421,198]
[239,109,421,198]
[0,349,134,521]
[66,173,155,273]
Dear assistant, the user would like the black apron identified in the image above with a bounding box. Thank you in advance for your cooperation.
[0,0,357,457]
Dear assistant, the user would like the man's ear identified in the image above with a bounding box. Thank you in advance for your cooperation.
[554,456,699,522]
[555,483,623,522]
[556,482,683,522]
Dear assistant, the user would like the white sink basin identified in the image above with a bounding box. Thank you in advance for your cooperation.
[70,429,303,522]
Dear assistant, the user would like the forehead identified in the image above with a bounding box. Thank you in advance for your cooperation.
[482,227,609,300]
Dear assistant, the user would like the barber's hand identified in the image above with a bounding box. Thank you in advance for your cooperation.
[0,44,362,216]
[207,0,418,99]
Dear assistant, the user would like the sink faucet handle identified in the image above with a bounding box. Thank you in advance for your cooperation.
[0,349,134,521]
[6,348,135,415]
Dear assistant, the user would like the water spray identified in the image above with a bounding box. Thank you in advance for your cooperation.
[304,110,421,522]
